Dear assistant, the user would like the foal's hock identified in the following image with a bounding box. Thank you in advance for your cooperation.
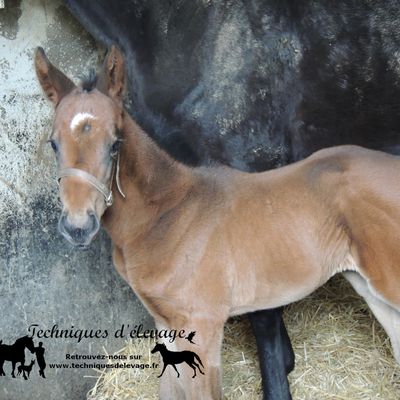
[35,45,400,399]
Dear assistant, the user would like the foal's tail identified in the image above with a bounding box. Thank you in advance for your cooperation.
[194,353,204,368]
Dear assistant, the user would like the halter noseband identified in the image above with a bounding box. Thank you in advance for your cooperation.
[58,153,125,207]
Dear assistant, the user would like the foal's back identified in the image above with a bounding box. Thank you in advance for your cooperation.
[201,145,400,313]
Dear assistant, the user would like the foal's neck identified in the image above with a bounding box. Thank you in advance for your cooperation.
[102,110,192,245]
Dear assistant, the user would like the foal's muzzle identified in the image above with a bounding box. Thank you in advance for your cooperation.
[58,211,100,248]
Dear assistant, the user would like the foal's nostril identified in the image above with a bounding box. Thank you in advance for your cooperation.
[87,211,100,233]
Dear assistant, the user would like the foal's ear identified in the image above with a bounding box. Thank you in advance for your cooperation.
[97,45,125,105]
[34,47,75,106]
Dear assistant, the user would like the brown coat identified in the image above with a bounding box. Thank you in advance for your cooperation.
[35,46,400,400]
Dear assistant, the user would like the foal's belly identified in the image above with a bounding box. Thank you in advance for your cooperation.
[228,259,340,316]
[229,279,322,316]
[229,253,359,316]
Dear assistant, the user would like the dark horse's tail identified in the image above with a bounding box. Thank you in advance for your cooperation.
[194,353,204,369]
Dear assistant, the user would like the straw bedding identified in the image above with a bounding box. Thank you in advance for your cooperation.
[86,275,400,399]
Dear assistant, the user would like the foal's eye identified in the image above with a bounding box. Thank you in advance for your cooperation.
[47,139,58,153]
[110,140,121,156]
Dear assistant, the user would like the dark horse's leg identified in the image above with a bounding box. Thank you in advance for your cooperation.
[0,359,5,376]
[249,307,294,400]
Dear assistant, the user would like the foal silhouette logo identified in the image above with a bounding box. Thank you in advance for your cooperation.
[151,342,205,378]
[0,336,47,380]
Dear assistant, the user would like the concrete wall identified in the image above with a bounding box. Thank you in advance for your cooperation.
[0,1,151,399]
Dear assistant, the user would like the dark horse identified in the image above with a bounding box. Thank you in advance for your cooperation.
[151,343,205,379]
[0,336,35,379]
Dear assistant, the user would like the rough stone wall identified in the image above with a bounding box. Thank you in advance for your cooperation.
[0,1,151,399]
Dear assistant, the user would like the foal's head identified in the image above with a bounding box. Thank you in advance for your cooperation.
[35,46,126,248]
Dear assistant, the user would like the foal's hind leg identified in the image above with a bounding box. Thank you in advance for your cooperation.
[344,272,400,363]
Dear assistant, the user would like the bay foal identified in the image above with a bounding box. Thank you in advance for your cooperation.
[35,46,400,399]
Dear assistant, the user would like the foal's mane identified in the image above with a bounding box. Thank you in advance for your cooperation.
[80,68,97,92]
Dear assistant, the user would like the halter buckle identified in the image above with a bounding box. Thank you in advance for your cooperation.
[105,192,113,207]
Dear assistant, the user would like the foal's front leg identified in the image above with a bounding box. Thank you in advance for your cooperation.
[249,307,294,400]
[157,318,225,400]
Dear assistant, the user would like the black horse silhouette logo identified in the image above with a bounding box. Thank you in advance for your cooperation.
[151,342,205,378]
[0,336,47,380]
[0,336,35,380]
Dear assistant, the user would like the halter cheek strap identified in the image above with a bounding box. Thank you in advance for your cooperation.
[58,153,125,208]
